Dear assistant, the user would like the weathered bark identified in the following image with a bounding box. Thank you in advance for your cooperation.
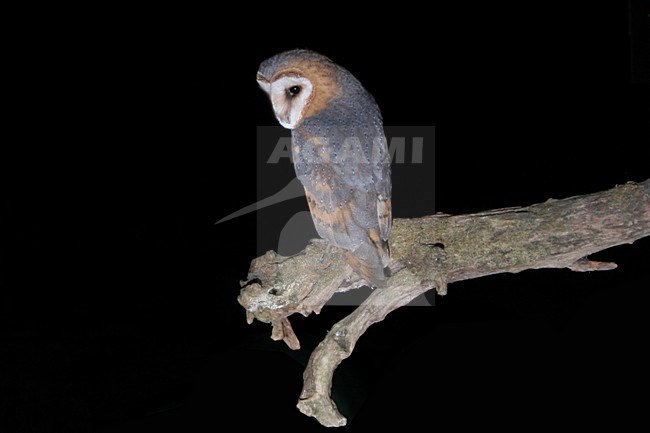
[238,180,650,427]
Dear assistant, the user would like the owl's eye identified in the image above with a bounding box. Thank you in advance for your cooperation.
[288,86,301,96]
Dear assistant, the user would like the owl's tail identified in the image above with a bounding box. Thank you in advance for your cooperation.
[345,240,390,288]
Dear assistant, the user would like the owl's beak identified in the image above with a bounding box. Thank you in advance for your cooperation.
[275,112,293,129]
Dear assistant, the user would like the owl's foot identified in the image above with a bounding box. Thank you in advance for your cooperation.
[337,270,369,292]
[386,259,406,277]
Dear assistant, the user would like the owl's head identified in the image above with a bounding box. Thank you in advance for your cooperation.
[257,49,351,129]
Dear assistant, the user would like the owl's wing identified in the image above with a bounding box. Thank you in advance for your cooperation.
[293,114,391,284]
[341,114,391,244]
[368,123,392,245]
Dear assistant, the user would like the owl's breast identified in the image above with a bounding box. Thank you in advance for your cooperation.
[291,128,332,177]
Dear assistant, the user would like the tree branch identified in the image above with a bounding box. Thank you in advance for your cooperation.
[238,180,650,427]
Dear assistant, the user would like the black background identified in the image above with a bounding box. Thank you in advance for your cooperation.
[2,2,649,431]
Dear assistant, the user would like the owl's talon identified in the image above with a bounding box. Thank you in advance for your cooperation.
[386,260,406,277]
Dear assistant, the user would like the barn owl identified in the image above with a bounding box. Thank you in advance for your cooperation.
[257,49,392,287]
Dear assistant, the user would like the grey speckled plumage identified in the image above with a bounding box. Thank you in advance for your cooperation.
[257,49,392,287]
